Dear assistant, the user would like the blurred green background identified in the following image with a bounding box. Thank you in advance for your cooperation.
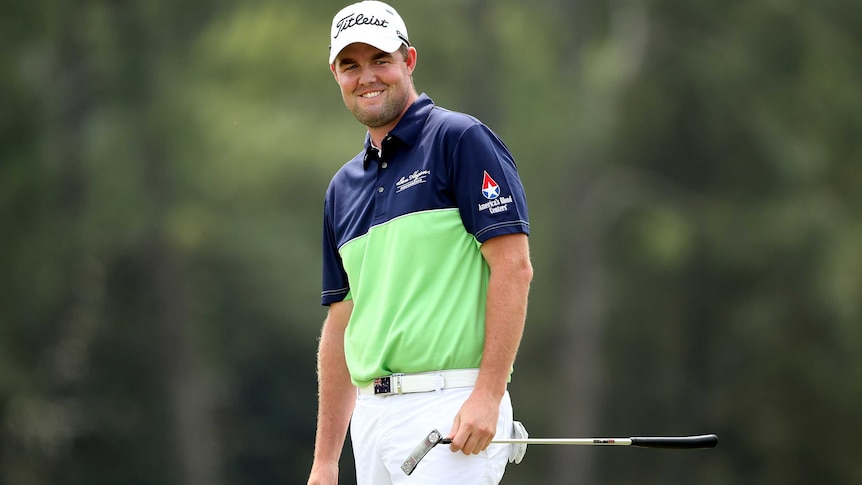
[2,0,861,483]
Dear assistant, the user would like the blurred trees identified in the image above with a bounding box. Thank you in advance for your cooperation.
[1,0,860,484]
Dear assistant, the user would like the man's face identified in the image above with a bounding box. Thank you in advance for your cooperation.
[331,42,416,129]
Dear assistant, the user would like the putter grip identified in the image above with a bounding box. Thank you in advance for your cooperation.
[630,434,718,449]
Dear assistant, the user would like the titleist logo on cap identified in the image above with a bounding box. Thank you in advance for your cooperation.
[334,13,389,39]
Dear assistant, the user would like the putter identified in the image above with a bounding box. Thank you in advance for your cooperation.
[401,422,718,475]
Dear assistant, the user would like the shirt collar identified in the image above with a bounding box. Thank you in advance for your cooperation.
[362,94,434,169]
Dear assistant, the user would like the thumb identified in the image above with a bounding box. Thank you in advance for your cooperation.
[447,412,461,440]
[447,413,462,451]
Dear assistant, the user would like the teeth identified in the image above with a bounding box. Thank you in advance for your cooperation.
[361,91,383,98]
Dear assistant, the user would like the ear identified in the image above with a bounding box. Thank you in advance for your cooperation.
[330,62,338,80]
[405,46,418,75]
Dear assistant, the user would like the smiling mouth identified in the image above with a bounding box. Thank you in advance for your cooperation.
[360,90,383,99]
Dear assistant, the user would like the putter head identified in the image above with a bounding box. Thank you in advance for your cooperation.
[401,429,444,475]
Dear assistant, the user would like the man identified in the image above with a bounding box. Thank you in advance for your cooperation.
[308,1,532,483]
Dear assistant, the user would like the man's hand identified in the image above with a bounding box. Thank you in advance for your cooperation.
[446,389,501,455]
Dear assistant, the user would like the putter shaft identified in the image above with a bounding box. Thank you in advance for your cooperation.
[440,434,718,449]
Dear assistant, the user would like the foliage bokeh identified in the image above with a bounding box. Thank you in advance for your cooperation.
[2,0,861,483]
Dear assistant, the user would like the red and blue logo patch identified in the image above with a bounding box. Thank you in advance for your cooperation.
[481,171,500,200]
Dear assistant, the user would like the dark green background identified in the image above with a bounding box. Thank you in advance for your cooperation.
[2,0,861,483]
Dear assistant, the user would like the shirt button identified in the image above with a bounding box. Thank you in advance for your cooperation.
[378,186,385,193]
[381,162,388,169]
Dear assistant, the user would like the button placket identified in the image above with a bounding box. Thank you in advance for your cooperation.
[372,136,395,220]
[373,156,390,219]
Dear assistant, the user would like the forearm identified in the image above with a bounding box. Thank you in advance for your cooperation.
[475,235,533,398]
[442,234,532,453]
[311,304,356,468]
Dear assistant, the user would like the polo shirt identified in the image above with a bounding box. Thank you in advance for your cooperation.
[321,94,529,386]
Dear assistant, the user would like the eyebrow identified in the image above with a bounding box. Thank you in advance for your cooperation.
[338,51,393,66]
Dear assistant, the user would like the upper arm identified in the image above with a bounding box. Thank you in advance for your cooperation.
[325,299,354,333]
[321,193,351,305]
[451,124,530,242]
[480,233,533,278]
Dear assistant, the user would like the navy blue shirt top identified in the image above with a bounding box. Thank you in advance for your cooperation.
[321,94,529,306]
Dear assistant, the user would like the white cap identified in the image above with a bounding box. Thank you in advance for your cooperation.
[329,1,410,65]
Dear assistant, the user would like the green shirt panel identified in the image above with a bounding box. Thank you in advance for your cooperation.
[339,209,489,387]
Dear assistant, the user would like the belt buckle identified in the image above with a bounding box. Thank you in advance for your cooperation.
[373,373,404,395]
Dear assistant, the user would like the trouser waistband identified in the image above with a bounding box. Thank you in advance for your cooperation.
[358,369,480,396]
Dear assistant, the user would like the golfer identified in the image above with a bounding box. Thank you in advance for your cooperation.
[308,1,532,483]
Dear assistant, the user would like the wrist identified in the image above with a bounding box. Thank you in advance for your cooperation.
[309,460,339,480]
[311,453,341,468]
[473,374,507,400]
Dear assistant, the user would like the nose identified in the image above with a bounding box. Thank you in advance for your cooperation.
[358,63,377,85]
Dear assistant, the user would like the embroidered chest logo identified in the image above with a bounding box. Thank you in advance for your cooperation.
[396,170,430,193]
[478,171,513,214]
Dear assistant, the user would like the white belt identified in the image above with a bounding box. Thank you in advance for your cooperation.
[358,369,479,396]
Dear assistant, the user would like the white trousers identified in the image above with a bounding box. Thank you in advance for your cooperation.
[350,387,514,485]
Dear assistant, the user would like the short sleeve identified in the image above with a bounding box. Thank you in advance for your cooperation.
[450,124,529,242]
[321,195,350,305]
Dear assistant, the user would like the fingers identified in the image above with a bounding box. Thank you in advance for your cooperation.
[446,390,501,455]
[447,417,496,455]
[449,430,494,455]
[463,433,492,455]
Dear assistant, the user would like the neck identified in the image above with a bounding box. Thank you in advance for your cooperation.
[367,91,418,148]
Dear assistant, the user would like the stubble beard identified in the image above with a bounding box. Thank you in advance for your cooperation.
[348,88,408,128]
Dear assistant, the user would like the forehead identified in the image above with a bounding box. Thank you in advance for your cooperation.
[336,42,392,62]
